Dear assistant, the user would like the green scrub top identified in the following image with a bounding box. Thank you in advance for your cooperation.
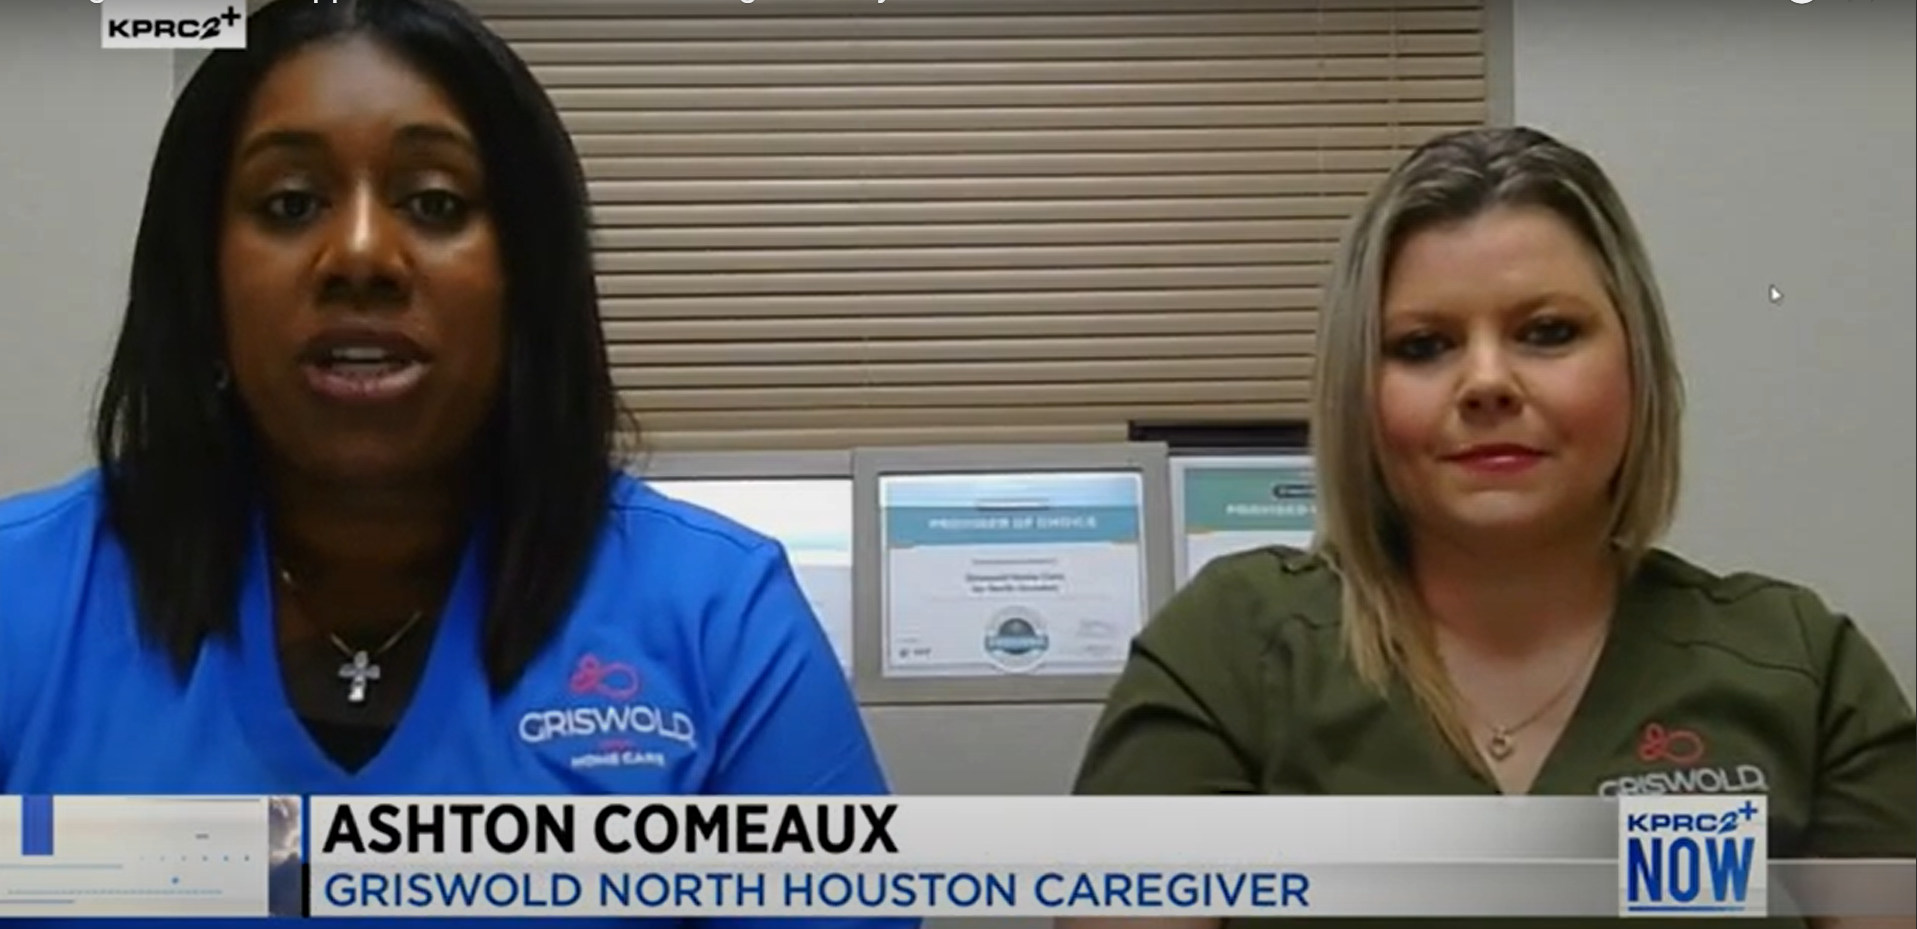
[1073,546,1915,928]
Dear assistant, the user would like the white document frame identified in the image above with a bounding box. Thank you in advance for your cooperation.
[852,443,1174,706]
[1169,453,1318,585]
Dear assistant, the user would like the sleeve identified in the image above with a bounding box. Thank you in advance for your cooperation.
[0,572,13,788]
[1799,594,1916,858]
[695,540,918,929]
[0,619,10,789]
[0,490,94,793]
[1072,556,1274,796]
[0,526,45,791]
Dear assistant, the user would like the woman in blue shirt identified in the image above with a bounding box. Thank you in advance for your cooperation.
[0,2,903,920]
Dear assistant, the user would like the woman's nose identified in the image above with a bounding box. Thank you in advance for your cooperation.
[315,187,411,306]
[1456,341,1522,415]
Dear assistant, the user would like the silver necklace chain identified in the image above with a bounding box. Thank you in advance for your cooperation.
[274,565,428,705]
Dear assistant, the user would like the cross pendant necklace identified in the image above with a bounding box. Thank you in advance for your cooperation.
[276,563,428,705]
[328,614,424,705]
[337,647,380,705]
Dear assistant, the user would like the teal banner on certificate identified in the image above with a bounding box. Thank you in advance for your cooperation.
[1178,461,1317,583]
[1183,466,1316,533]
[879,472,1148,679]
[884,506,1140,547]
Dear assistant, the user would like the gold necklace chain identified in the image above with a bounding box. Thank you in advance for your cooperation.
[1468,626,1609,763]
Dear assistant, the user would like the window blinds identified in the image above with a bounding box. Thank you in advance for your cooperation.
[470,0,1488,450]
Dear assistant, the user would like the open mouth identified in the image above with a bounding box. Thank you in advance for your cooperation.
[300,340,431,404]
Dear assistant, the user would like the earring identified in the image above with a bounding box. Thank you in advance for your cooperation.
[213,363,231,391]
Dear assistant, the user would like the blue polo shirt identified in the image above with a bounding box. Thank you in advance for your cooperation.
[0,469,911,928]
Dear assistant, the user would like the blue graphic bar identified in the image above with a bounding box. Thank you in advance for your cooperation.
[21,795,52,856]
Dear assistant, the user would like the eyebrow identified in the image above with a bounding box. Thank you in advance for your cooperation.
[235,122,478,163]
[393,123,478,154]
[1384,292,1603,325]
[235,128,325,162]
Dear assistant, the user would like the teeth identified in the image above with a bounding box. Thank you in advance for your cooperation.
[330,347,396,363]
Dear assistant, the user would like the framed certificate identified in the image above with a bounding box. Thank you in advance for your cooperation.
[852,443,1173,705]
[1170,454,1318,585]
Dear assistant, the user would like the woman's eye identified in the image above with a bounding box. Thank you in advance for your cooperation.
[259,190,322,225]
[1523,317,1582,347]
[406,190,469,226]
[1386,331,1450,363]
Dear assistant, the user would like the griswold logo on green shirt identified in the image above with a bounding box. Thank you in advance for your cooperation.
[1595,722,1771,797]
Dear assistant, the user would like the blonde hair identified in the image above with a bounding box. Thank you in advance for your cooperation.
[1309,126,1685,764]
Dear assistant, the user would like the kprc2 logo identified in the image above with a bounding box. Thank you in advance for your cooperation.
[516,654,699,772]
[1618,795,1768,918]
[97,1,247,50]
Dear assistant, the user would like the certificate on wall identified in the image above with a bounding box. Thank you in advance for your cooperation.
[1175,456,1317,584]
[652,478,855,676]
[878,471,1147,679]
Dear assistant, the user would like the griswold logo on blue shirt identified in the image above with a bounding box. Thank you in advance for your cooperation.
[515,654,698,771]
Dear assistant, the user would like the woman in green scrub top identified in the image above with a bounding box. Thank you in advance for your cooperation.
[1067,126,1915,929]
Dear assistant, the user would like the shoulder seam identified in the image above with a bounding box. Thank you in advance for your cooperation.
[1632,582,1824,685]
[1653,635,1820,685]
[1645,550,1812,606]
[0,488,94,535]
[1704,573,1806,604]
[1271,548,1341,632]
[1791,588,1819,675]
[1204,545,1334,629]
[1790,587,1850,698]
[1184,551,1290,780]
[609,493,779,559]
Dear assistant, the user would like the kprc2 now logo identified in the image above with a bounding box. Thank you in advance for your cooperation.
[96,0,247,50]
[1619,795,1768,918]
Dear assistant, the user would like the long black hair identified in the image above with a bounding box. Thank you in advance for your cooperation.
[93,0,628,693]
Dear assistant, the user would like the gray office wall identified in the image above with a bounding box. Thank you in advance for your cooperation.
[1,0,1909,828]
[1509,0,1916,694]
[0,3,172,492]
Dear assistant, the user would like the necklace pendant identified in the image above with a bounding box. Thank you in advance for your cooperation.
[339,650,382,705]
[1486,729,1516,761]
